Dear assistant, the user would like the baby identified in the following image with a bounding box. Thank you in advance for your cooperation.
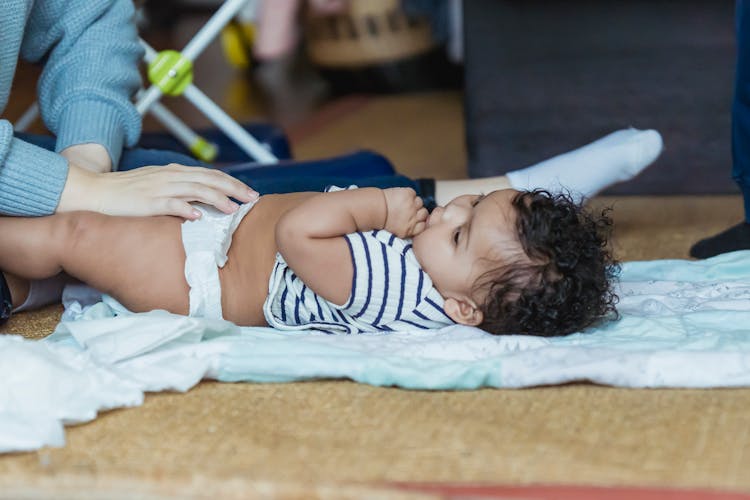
[0,186,617,336]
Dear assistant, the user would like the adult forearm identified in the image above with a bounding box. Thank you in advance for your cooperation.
[29,0,143,166]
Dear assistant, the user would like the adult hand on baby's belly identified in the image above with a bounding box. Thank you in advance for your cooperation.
[58,163,259,219]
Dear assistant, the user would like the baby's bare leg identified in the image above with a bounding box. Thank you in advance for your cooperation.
[0,212,189,314]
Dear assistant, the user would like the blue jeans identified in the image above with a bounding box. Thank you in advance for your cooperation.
[734,0,750,220]
[16,134,435,209]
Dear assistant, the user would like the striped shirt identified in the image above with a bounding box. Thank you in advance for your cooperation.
[263,229,454,334]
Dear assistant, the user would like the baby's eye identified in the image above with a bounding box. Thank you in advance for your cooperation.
[472,194,485,207]
[453,228,460,245]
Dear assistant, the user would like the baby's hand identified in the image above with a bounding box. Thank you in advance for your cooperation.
[382,188,428,238]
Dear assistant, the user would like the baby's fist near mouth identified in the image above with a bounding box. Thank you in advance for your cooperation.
[382,188,428,239]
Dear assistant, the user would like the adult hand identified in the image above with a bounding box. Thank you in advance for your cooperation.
[60,143,112,174]
[57,163,259,219]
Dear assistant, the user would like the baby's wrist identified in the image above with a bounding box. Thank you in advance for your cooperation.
[379,189,390,230]
[343,187,390,231]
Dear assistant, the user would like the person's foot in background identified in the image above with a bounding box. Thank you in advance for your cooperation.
[689,222,750,259]
[252,0,338,122]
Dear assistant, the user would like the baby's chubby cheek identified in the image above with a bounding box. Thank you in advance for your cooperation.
[409,233,430,266]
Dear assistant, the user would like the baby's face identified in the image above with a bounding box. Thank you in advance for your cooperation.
[411,189,528,304]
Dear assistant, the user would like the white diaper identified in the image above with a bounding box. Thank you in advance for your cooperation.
[181,201,258,319]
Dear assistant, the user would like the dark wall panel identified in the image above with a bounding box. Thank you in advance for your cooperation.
[464,0,737,195]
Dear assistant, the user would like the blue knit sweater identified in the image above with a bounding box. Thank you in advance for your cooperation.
[0,0,143,216]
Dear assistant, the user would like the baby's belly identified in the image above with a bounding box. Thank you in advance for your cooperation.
[218,193,315,326]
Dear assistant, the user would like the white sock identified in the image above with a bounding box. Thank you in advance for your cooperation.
[12,274,70,313]
[505,128,664,203]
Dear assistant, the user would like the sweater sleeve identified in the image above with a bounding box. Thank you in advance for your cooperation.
[21,0,143,168]
[0,121,68,216]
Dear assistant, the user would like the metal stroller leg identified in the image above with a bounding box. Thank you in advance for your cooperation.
[14,102,39,133]
[146,98,219,163]
[136,0,278,164]
[15,0,278,165]
[139,39,278,164]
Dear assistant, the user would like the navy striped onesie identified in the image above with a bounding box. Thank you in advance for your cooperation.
[263,229,454,334]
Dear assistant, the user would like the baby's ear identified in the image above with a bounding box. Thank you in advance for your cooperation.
[443,298,483,326]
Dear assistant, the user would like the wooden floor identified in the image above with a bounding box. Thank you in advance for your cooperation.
[2,16,750,500]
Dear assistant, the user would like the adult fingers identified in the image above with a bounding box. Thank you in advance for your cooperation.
[161,197,201,220]
[155,164,258,203]
[119,166,256,215]
[174,182,240,214]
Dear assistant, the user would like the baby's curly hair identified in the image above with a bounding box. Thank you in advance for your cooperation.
[476,189,619,337]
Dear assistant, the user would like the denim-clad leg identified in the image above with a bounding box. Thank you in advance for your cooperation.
[734,0,750,221]
[237,173,418,193]
[220,150,424,200]
[222,152,433,208]
[14,133,432,207]
[688,0,750,258]
[118,147,208,170]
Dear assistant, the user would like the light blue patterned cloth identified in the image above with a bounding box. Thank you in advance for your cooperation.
[3,251,750,452]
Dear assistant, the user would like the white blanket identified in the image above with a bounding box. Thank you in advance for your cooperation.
[3,250,750,452]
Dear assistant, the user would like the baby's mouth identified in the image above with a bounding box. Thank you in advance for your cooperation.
[426,212,438,228]
[426,208,443,227]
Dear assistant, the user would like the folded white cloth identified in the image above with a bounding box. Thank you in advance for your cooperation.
[3,250,750,453]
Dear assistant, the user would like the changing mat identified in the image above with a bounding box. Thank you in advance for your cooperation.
[3,250,750,452]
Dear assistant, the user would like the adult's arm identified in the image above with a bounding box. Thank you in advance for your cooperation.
[0,124,257,218]
[0,0,141,215]
[0,122,68,216]
[0,0,257,217]
[23,0,142,168]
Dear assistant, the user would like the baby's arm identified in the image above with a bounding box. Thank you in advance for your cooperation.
[275,188,427,305]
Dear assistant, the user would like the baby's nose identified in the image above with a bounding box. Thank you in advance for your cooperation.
[429,206,444,224]
[443,204,468,222]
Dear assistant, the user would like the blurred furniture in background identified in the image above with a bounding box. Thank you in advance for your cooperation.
[304,0,461,93]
